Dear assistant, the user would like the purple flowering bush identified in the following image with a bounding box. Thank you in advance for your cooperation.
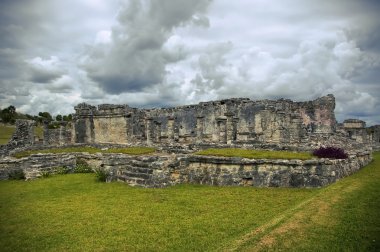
[312,146,348,159]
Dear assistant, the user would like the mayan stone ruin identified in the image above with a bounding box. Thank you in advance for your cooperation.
[72,94,337,146]
[0,94,378,188]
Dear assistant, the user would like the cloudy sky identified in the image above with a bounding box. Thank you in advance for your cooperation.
[0,0,379,125]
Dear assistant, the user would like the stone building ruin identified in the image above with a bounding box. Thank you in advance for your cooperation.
[72,94,337,147]
[1,94,378,188]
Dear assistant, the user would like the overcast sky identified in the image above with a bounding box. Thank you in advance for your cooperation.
[0,0,379,125]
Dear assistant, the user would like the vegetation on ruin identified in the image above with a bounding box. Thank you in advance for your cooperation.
[12,146,156,158]
[313,146,348,159]
[1,153,378,251]
[195,148,314,160]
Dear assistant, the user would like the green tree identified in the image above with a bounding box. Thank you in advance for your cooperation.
[38,112,53,122]
[56,114,62,121]
[63,114,73,122]
[0,105,17,124]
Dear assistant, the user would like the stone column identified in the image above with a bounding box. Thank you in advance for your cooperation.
[196,116,204,143]
[125,113,132,142]
[225,112,234,144]
[27,121,35,145]
[167,116,174,142]
[43,121,49,146]
[155,121,161,143]
[145,117,153,145]
[232,117,239,142]
[216,117,227,144]
[59,122,67,145]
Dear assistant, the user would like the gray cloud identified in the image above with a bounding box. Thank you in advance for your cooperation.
[0,0,379,125]
[82,0,212,94]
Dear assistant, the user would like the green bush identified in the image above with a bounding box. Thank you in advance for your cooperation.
[95,169,109,182]
[74,159,93,173]
[41,171,51,178]
[8,169,25,180]
[55,166,71,175]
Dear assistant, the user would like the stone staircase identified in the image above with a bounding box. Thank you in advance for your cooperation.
[107,157,158,187]
[117,166,154,186]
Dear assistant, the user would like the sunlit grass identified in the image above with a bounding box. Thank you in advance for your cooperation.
[12,146,156,158]
[236,152,380,251]
[1,153,378,251]
[0,174,314,251]
[195,148,313,160]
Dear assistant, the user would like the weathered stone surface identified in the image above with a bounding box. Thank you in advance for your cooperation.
[0,150,372,188]
[0,120,35,157]
[72,95,338,146]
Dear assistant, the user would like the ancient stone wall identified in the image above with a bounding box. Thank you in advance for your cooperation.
[72,95,337,146]
[42,122,72,146]
[367,125,380,150]
[179,151,371,187]
[0,150,371,188]
[0,120,35,157]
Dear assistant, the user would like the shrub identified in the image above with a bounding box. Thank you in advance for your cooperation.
[8,169,25,180]
[74,159,93,173]
[56,166,71,175]
[312,146,348,159]
[95,168,109,182]
[41,171,51,178]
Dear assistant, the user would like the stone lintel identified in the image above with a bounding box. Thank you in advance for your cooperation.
[216,116,227,122]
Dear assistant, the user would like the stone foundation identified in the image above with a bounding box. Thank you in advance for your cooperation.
[0,150,372,188]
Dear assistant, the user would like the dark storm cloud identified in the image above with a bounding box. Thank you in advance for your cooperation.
[83,0,212,94]
[28,70,63,83]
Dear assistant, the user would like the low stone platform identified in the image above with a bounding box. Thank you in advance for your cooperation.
[0,150,372,188]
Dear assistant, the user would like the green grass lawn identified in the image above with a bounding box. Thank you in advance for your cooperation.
[12,146,156,158]
[0,153,379,251]
[195,148,314,160]
[0,125,15,145]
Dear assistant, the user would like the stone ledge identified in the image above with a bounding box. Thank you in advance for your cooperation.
[0,150,372,188]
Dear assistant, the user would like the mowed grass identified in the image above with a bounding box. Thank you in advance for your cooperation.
[0,153,379,251]
[0,125,15,145]
[234,152,380,251]
[0,175,315,251]
[12,146,156,158]
[196,148,313,160]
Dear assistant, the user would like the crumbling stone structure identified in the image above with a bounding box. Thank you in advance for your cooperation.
[72,95,337,146]
[342,119,367,143]
[0,120,35,157]
[43,121,72,146]
[0,150,372,188]
[367,125,380,148]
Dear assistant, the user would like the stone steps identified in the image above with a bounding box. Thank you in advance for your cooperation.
[117,175,146,186]
[116,164,154,187]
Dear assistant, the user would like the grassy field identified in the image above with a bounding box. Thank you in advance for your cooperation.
[0,124,43,145]
[196,148,314,160]
[0,153,379,251]
[12,146,156,158]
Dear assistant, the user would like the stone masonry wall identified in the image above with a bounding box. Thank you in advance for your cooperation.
[0,150,372,188]
[72,95,337,146]
[0,120,35,157]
